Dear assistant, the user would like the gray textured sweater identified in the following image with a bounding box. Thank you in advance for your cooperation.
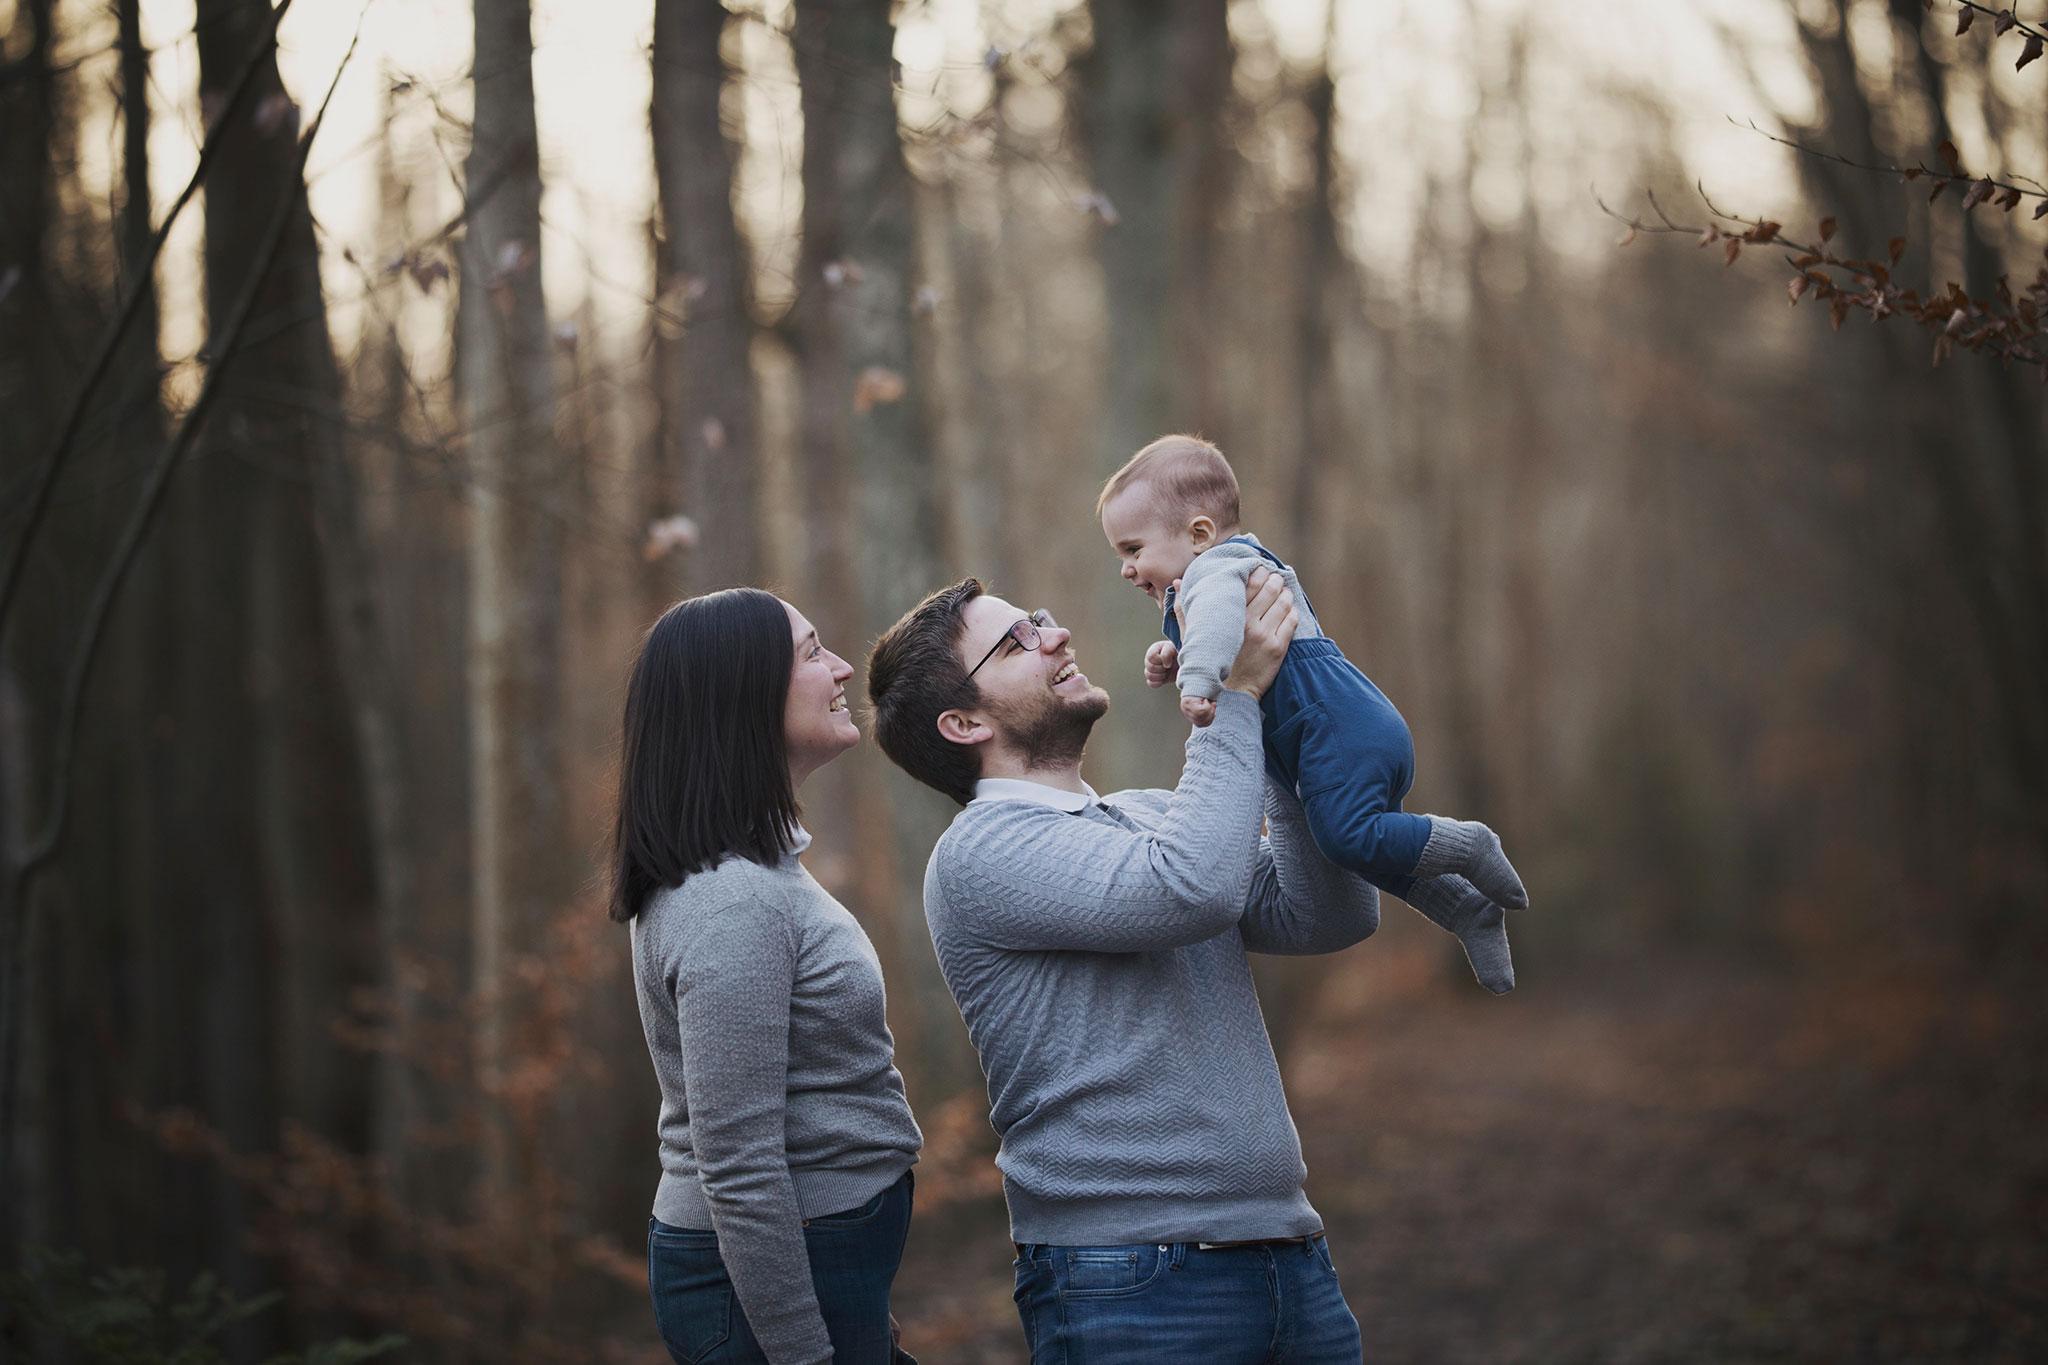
[631,830,922,1364]
[923,690,1380,1245]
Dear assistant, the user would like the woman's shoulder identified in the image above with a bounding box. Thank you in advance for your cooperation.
[639,856,805,950]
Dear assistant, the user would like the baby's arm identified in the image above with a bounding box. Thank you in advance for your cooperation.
[1174,555,1256,702]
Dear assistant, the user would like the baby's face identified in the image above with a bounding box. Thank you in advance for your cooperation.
[1101,484,1201,607]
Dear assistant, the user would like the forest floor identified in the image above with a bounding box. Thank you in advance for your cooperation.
[889,926,2048,1363]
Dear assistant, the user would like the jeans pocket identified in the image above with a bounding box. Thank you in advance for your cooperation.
[648,1225,734,1364]
[804,1184,890,1229]
[1057,1244,1166,1299]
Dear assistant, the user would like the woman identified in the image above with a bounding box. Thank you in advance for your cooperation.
[611,589,922,1365]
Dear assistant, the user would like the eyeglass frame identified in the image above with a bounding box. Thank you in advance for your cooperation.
[965,609,1056,681]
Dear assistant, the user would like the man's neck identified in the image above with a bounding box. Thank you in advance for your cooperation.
[979,754,1091,796]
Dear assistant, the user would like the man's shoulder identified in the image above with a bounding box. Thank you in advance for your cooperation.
[1101,787,1172,822]
[934,798,1072,863]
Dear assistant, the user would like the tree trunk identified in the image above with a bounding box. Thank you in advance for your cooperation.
[788,0,972,1094]
[194,0,384,1334]
[1073,0,1235,795]
[653,0,758,591]
[462,0,568,1219]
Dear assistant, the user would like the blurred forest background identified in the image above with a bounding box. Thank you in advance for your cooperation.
[3,0,2046,1359]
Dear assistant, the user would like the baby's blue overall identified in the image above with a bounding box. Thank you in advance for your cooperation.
[1164,539,1433,896]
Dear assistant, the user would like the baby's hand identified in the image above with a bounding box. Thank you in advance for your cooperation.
[1180,694,1217,728]
[1144,640,1180,688]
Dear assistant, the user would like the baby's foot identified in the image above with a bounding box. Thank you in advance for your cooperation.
[1400,874,1516,994]
[1455,902,1516,996]
[1416,817,1529,910]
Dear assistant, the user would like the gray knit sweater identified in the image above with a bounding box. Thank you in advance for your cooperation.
[631,829,922,1364]
[923,689,1379,1246]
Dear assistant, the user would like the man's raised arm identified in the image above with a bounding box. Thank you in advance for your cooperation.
[932,570,1298,954]
[1240,780,1382,955]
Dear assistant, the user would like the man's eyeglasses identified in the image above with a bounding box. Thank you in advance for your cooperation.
[965,609,1057,680]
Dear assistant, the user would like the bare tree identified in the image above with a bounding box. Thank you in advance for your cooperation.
[653,0,759,591]
[461,0,570,1215]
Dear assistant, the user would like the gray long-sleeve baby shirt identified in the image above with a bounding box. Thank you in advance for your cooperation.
[631,830,922,1364]
[1173,532,1323,700]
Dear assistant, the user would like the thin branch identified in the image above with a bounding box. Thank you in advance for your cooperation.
[1733,116,2048,203]
[0,0,299,635]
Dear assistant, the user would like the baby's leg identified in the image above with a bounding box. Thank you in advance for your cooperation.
[1413,817,1529,910]
[1402,875,1515,995]
[1297,786,1435,888]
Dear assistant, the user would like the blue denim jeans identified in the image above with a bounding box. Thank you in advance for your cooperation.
[647,1171,916,1364]
[1012,1236,1361,1364]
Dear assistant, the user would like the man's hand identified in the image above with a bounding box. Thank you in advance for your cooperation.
[1144,640,1181,688]
[1222,566,1295,702]
[1180,694,1217,727]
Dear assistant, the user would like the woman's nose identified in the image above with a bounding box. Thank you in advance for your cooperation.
[829,651,853,680]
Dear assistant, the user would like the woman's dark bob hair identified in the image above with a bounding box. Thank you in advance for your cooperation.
[608,588,799,922]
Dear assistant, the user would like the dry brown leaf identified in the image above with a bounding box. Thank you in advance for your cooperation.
[1819,216,1837,242]
[1725,238,1743,266]
[1998,187,2025,211]
[1957,6,1976,33]
[1789,276,1812,305]
[1889,237,1908,265]
[2019,32,2044,68]
[1939,140,1961,173]
[1994,9,2018,35]
[1963,178,1998,210]
[852,366,906,415]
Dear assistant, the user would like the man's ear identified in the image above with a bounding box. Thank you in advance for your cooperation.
[1188,515,1218,550]
[936,708,991,747]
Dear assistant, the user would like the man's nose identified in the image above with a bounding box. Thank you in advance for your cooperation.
[1042,625,1071,651]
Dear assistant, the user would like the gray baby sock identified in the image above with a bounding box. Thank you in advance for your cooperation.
[1402,874,1515,995]
[1414,817,1529,910]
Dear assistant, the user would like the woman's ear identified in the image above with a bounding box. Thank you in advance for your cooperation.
[936,709,990,747]
[1188,515,1217,550]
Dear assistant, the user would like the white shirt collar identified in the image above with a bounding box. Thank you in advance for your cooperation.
[787,823,813,854]
[969,776,1100,813]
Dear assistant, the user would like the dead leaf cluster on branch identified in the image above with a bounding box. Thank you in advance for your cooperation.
[1947,1,2048,69]
[1603,189,2048,374]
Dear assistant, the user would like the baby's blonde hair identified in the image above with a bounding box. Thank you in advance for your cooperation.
[1097,434,1241,531]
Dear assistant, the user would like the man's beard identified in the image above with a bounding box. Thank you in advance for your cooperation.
[987,684,1110,772]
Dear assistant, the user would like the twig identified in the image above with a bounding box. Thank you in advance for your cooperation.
[0,0,299,635]
[1952,0,2048,50]
[1731,117,2048,205]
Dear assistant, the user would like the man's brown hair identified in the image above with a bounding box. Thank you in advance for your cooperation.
[866,578,988,806]
[1096,434,1241,530]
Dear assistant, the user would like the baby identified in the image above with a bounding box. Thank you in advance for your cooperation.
[1099,435,1529,993]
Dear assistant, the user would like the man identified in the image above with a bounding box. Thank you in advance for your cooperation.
[867,571,1378,1363]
